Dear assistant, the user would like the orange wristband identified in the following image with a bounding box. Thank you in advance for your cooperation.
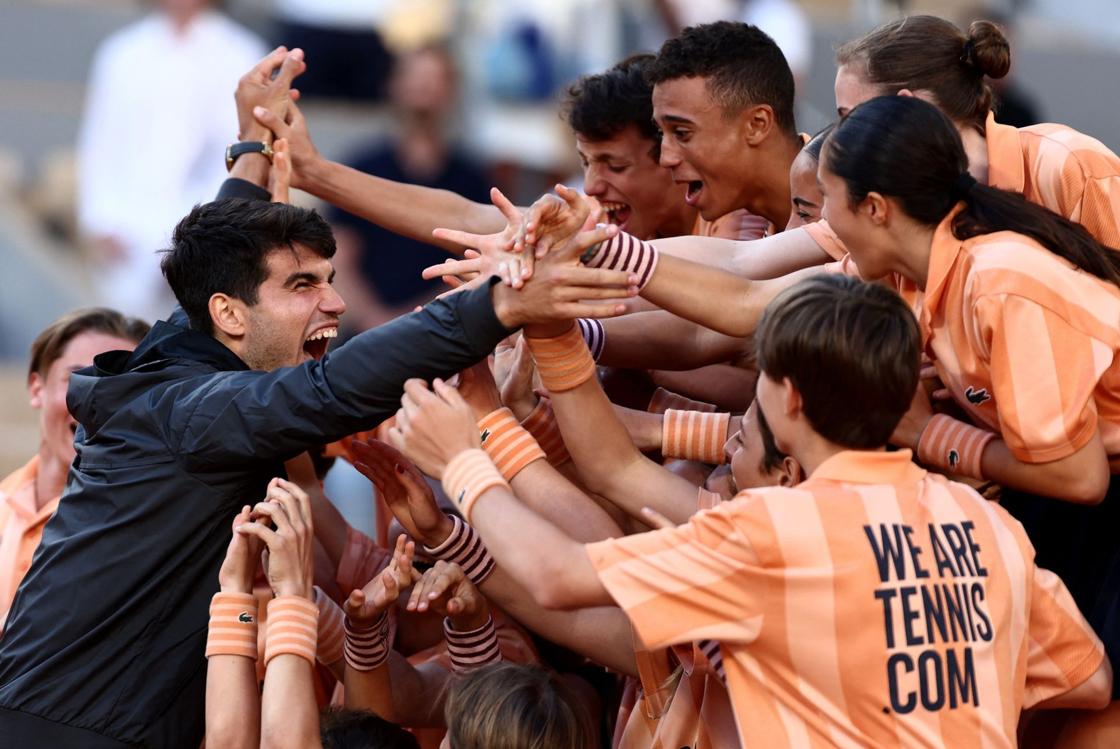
[521,398,571,466]
[479,408,546,481]
[206,592,259,660]
[264,596,319,669]
[443,449,510,523]
[917,414,996,480]
[648,387,719,415]
[526,325,597,393]
[663,410,731,465]
[313,586,345,666]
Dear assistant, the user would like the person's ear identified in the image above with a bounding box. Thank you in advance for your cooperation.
[778,456,804,487]
[28,371,45,410]
[863,191,891,228]
[897,87,938,107]
[209,293,248,340]
[741,104,777,146]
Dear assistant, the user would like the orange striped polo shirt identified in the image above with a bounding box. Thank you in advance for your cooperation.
[805,111,1120,261]
[832,208,1120,464]
[586,449,1104,748]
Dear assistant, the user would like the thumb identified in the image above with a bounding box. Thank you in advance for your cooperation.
[253,106,290,137]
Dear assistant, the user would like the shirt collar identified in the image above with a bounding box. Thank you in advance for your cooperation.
[984,110,1024,194]
[1,456,43,522]
[809,449,926,486]
[920,204,969,338]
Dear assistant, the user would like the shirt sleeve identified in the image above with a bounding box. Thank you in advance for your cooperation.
[585,502,768,650]
[974,294,1102,462]
[1077,176,1120,250]
[803,220,848,261]
[1022,566,1106,709]
[336,524,391,595]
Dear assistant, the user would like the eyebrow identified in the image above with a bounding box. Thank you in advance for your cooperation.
[284,269,335,287]
[793,197,819,208]
[660,114,695,125]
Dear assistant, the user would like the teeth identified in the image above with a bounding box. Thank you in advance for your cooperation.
[306,328,338,342]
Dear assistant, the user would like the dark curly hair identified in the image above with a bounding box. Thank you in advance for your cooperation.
[160,198,336,335]
[648,21,797,137]
[563,54,660,160]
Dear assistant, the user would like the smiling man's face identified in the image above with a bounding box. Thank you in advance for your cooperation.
[652,76,752,222]
[239,243,346,371]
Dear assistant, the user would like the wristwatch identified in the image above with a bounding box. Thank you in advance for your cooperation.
[225,141,274,172]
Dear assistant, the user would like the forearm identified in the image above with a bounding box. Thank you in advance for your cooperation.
[613,405,664,452]
[302,158,505,254]
[260,656,322,749]
[599,311,749,370]
[509,460,624,542]
[468,486,611,610]
[654,226,831,279]
[383,655,453,727]
[981,438,1110,504]
[480,566,637,676]
[643,256,819,337]
[344,660,397,722]
[205,657,261,749]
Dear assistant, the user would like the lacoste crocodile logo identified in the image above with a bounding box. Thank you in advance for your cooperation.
[964,386,990,405]
[238,612,254,623]
[948,449,960,469]
[480,428,491,443]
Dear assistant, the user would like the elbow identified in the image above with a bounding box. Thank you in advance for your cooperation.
[1063,468,1110,505]
[532,555,581,611]
[1082,659,1114,710]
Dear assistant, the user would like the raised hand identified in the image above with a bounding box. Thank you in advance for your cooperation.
[251,100,318,191]
[389,379,480,479]
[218,505,264,594]
[518,185,602,262]
[268,138,292,204]
[494,335,539,421]
[456,360,504,420]
[236,478,315,599]
[349,439,453,548]
[406,561,489,631]
[343,535,418,628]
[235,47,305,143]
[429,188,531,288]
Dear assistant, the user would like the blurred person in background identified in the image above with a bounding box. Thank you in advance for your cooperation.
[328,43,491,334]
[77,0,265,322]
[0,309,147,631]
[272,0,394,101]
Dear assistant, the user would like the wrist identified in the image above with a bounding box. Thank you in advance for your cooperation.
[524,320,574,339]
[239,125,274,145]
[424,514,457,549]
[491,283,519,329]
[448,605,490,633]
[275,581,313,600]
[300,151,331,193]
[219,580,254,595]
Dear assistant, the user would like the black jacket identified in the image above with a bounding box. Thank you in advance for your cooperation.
[0,278,510,747]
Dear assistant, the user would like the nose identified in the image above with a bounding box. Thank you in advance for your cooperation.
[321,284,347,317]
[723,433,736,465]
[583,165,606,197]
[658,137,681,169]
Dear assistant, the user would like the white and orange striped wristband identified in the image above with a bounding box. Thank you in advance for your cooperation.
[206,592,260,660]
[580,231,659,289]
[663,409,731,465]
[264,596,319,668]
[648,387,719,415]
[443,449,509,523]
[344,610,391,672]
[423,514,496,586]
[525,326,597,393]
[444,615,501,674]
[521,398,570,466]
[917,414,996,480]
[479,408,546,481]
[313,586,345,666]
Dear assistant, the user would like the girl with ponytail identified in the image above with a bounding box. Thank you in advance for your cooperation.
[822,95,1120,700]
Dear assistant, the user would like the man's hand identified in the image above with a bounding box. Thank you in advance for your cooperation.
[218,505,264,594]
[428,188,529,288]
[235,47,305,143]
[251,100,320,191]
[349,439,454,548]
[343,535,418,628]
[456,361,503,420]
[268,138,293,203]
[494,335,539,421]
[237,478,315,599]
[389,379,480,479]
[518,185,601,261]
[406,561,489,631]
